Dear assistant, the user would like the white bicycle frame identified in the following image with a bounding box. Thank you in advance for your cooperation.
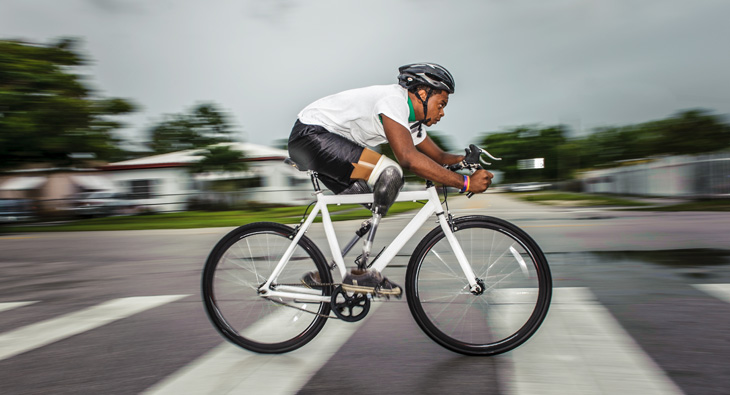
[259,184,480,303]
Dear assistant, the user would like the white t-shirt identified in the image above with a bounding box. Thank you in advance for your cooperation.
[298,84,427,147]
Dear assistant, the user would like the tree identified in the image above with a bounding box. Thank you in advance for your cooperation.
[0,38,137,170]
[476,109,730,183]
[188,144,249,193]
[189,145,248,174]
[478,125,569,183]
[573,109,730,169]
[655,109,730,155]
[147,103,239,154]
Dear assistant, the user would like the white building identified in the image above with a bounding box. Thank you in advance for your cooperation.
[0,168,117,216]
[581,153,730,198]
[102,143,313,211]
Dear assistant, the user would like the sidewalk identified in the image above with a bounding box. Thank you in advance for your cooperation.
[444,192,598,221]
[444,192,701,222]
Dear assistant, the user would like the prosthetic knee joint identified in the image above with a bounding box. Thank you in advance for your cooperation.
[368,156,404,216]
[358,156,404,269]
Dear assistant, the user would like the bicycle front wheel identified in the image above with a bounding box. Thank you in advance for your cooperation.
[406,216,551,356]
[202,222,332,353]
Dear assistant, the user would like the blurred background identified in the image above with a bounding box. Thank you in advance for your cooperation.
[1,0,728,221]
[2,2,730,394]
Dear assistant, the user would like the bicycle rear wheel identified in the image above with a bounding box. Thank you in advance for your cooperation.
[202,222,332,353]
[406,216,551,356]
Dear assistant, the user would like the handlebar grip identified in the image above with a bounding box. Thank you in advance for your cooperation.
[466,191,475,198]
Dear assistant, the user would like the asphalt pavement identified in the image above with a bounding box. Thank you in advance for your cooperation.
[1,193,730,394]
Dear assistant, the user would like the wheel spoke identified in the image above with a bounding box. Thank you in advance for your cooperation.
[202,224,331,353]
[407,217,551,356]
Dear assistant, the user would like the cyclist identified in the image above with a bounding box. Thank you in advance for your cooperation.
[288,63,493,296]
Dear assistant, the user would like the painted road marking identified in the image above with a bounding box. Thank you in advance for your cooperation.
[693,283,730,303]
[0,301,38,313]
[507,287,683,395]
[0,295,189,361]
[144,303,382,395]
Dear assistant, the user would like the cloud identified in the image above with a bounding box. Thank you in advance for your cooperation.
[1,0,728,149]
[247,0,300,22]
[85,0,146,15]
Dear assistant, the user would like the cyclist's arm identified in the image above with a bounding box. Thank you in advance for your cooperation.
[415,135,464,166]
[382,114,468,190]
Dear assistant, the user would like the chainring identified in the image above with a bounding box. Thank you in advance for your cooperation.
[330,285,371,322]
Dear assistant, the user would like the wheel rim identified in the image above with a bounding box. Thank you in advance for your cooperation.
[207,230,328,347]
[413,223,547,351]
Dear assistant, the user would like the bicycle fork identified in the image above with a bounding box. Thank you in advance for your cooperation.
[437,214,483,294]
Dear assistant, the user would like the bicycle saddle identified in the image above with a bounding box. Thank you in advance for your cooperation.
[284,157,303,171]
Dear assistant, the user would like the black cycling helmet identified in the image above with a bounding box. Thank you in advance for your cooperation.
[397,63,455,94]
[398,63,454,136]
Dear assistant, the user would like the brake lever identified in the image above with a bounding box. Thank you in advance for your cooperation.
[477,147,502,166]
[450,146,501,198]
[466,147,500,198]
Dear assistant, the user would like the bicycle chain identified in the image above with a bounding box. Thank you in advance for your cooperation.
[264,282,341,319]
[265,283,379,319]
[274,282,340,287]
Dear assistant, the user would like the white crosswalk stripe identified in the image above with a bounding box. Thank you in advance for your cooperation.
[144,302,382,395]
[693,283,730,304]
[144,287,697,395]
[0,294,189,361]
[506,287,683,395]
[0,301,38,313]
[4,285,730,393]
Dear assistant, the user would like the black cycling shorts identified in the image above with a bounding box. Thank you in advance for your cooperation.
[288,120,364,194]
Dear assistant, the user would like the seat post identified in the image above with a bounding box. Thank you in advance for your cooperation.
[284,157,321,193]
[309,171,321,192]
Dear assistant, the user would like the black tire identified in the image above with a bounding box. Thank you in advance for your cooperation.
[406,216,551,356]
[202,222,332,353]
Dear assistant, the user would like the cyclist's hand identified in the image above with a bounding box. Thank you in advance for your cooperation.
[468,169,494,193]
[462,144,481,165]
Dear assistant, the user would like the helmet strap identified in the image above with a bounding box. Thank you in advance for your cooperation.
[410,88,433,138]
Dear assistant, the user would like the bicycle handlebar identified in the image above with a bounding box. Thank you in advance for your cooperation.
[447,146,501,198]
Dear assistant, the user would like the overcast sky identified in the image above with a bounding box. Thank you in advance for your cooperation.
[2,0,729,150]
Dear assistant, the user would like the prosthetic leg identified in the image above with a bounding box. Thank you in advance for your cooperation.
[301,146,404,298]
[354,154,404,269]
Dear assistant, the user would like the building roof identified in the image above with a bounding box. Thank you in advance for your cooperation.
[0,176,47,191]
[101,142,288,171]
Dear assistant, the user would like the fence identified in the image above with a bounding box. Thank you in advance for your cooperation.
[0,189,315,225]
[1,179,449,224]
[581,153,730,198]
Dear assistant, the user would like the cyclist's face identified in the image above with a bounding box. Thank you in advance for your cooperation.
[418,90,450,126]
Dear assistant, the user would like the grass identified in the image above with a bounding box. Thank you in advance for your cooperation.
[510,191,652,207]
[0,201,425,232]
[5,194,728,233]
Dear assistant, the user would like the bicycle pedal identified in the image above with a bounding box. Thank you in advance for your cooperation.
[372,289,402,300]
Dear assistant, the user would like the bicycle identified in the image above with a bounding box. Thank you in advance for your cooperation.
[201,148,552,356]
